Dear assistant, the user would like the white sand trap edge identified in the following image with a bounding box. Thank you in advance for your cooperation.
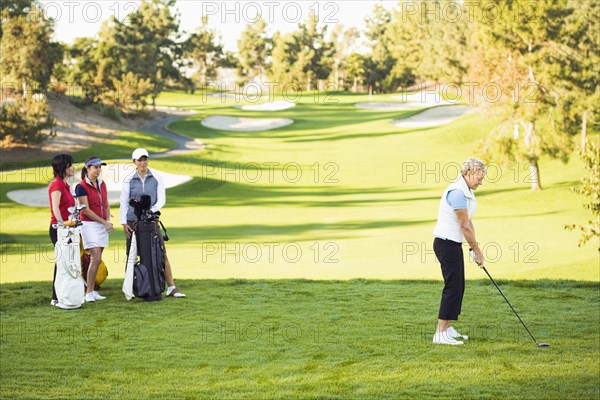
[235,101,296,112]
[7,165,192,208]
[201,115,294,132]
[393,93,456,107]
[355,102,424,110]
[391,105,471,128]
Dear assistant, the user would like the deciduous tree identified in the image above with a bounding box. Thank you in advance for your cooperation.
[1,4,62,98]
[471,0,575,190]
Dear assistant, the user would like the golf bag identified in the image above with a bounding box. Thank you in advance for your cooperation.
[131,220,165,301]
[54,226,85,309]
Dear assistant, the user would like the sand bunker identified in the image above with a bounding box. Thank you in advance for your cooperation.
[393,93,456,107]
[356,91,459,111]
[236,101,296,112]
[201,115,294,132]
[390,105,471,128]
[7,165,192,208]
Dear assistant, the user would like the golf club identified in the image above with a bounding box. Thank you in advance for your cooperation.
[482,266,550,348]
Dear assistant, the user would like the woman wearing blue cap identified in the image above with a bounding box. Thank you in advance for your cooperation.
[76,155,113,303]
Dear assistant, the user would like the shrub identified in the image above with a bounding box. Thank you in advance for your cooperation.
[0,97,55,146]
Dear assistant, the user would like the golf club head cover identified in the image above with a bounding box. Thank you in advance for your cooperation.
[140,195,151,211]
[129,199,142,220]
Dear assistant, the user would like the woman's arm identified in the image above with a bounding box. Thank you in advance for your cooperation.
[105,202,112,232]
[455,209,484,267]
[119,178,131,224]
[151,172,166,212]
[103,182,112,226]
[50,190,64,224]
[119,178,133,238]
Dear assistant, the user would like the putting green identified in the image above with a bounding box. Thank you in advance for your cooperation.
[0,91,597,283]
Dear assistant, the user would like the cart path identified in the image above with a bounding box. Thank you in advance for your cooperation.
[142,107,205,158]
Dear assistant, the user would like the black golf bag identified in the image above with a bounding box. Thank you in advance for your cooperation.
[132,220,165,301]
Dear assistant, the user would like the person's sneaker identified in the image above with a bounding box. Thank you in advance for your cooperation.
[447,326,469,340]
[50,299,59,306]
[84,293,96,302]
[166,287,186,298]
[92,291,106,300]
[433,331,464,345]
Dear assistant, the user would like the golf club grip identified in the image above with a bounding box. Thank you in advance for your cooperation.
[483,267,539,344]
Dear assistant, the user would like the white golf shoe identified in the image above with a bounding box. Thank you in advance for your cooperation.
[91,291,106,300]
[433,330,464,345]
[447,326,469,340]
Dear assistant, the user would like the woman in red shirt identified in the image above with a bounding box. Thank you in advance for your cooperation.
[48,154,76,306]
[76,156,113,303]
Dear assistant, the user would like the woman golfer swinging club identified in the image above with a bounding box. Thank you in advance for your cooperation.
[432,158,486,345]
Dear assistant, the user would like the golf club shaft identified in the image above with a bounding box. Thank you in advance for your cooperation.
[482,267,539,344]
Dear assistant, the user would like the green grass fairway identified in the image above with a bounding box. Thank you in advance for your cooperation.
[0,91,598,282]
[160,91,598,281]
[1,279,598,399]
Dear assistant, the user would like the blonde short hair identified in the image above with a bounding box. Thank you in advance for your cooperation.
[461,158,487,176]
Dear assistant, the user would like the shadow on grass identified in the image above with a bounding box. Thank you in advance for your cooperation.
[1,278,597,312]
[475,186,530,197]
[165,218,435,243]
[166,178,440,208]
[476,179,582,198]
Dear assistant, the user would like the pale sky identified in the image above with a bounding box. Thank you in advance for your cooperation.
[43,0,398,52]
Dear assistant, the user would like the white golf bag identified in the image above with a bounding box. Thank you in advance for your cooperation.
[54,225,85,309]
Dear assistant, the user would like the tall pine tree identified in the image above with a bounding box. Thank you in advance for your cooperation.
[111,0,181,108]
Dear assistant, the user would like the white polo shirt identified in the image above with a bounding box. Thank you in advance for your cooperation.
[433,174,477,243]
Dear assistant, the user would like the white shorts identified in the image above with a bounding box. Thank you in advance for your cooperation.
[81,221,109,249]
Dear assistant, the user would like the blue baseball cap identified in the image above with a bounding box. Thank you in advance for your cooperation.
[85,157,107,167]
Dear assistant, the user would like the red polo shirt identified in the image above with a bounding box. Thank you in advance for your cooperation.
[48,176,75,224]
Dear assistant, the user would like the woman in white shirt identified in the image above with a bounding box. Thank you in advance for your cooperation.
[432,158,486,345]
[120,148,186,298]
